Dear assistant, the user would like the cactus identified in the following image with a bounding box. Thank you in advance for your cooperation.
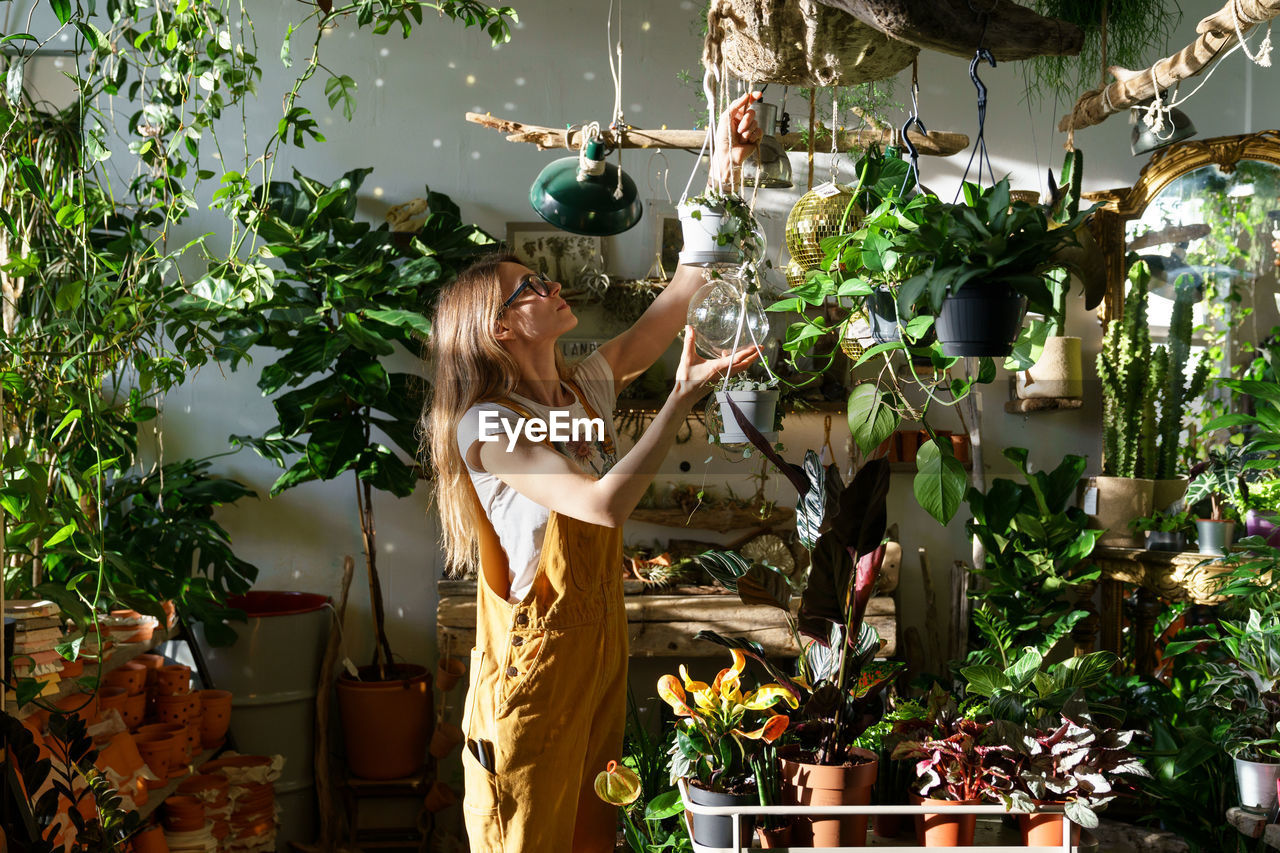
[1098,260,1155,477]
[1154,276,1210,479]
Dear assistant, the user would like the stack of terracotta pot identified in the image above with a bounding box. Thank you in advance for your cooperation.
[103,661,150,731]
[177,774,233,847]
[161,794,217,853]
[199,754,283,853]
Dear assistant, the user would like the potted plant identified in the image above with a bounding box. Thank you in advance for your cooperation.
[1186,444,1250,556]
[678,188,763,267]
[964,448,1104,663]
[894,177,1092,358]
[1206,376,1280,545]
[659,649,796,848]
[208,168,495,779]
[714,376,781,444]
[1013,149,1107,400]
[857,698,928,839]
[890,687,1020,847]
[1129,509,1198,552]
[1092,260,1161,546]
[1243,478,1280,546]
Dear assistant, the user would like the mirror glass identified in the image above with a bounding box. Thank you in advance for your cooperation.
[1125,161,1280,351]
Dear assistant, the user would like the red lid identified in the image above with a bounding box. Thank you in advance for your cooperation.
[226,591,329,617]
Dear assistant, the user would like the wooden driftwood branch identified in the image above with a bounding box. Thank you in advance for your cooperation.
[465,112,969,157]
[1059,0,1280,133]
[817,0,1084,61]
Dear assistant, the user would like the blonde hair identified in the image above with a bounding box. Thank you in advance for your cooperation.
[422,252,567,574]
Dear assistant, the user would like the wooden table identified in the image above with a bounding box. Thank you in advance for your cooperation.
[436,580,897,659]
[1082,547,1239,674]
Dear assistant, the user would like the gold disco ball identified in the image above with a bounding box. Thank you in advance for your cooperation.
[839,315,867,359]
[784,258,808,291]
[784,186,864,271]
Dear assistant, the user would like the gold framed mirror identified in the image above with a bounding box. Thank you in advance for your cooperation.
[1087,130,1280,344]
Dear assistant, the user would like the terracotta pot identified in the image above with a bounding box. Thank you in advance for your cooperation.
[200,754,273,774]
[122,693,147,731]
[1019,803,1080,847]
[757,824,792,848]
[155,692,199,725]
[422,781,458,813]
[909,792,925,843]
[920,796,978,847]
[435,657,466,692]
[164,795,204,817]
[60,659,85,679]
[105,662,149,696]
[135,653,166,674]
[139,723,189,768]
[134,733,177,787]
[781,748,878,846]
[949,434,971,465]
[895,431,920,464]
[94,732,145,779]
[337,664,433,779]
[197,690,232,747]
[53,692,98,726]
[178,774,230,797]
[154,665,191,696]
[98,687,129,718]
[161,600,177,630]
[429,720,464,759]
[132,825,169,853]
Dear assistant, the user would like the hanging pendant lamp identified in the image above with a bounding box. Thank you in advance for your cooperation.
[1130,99,1196,156]
[529,129,642,236]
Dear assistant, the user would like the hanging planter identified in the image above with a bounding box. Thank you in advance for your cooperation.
[678,199,741,267]
[716,386,780,444]
[935,281,1029,358]
[867,286,901,345]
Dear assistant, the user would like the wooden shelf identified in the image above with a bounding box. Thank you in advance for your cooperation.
[1004,396,1084,414]
[135,747,221,819]
[5,624,178,716]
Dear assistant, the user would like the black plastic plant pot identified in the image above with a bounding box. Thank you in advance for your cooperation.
[868,287,900,345]
[685,783,757,849]
[936,282,1028,358]
[1145,530,1188,552]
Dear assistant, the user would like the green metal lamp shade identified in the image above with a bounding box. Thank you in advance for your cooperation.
[529,144,642,236]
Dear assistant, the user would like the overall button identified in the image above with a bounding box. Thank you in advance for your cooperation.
[511,636,524,647]
[514,613,529,626]
[506,666,519,677]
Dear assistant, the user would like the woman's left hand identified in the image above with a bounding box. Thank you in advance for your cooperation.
[712,90,763,184]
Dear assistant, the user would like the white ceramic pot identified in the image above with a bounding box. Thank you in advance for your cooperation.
[1234,755,1280,812]
[1084,476,1155,548]
[1016,335,1083,399]
[716,389,779,444]
[678,202,741,267]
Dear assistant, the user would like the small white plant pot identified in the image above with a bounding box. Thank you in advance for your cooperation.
[716,389,779,444]
[1016,335,1083,399]
[678,202,742,267]
[1234,755,1280,813]
[1196,518,1235,556]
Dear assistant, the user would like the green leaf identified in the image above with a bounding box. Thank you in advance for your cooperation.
[324,74,358,121]
[281,22,296,66]
[305,417,366,481]
[644,789,684,820]
[6,59,24,104]
[365,308,432,338]
[846,383,898,454]
[960,663,1010,697]
[342,313,395,355]
[52,408,82,439]
[50,0,72,25]
[913,438,967,524]
[44,522,76,548]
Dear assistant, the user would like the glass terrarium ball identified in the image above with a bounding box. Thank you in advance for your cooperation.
[742,223,768,264]
[784,186,864,271]
[687,279,772,359]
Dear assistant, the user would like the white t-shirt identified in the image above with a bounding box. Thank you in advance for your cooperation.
[456,350,620,602]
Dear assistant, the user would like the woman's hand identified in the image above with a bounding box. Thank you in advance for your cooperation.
[672,325,762,405]
[711,90,763,185]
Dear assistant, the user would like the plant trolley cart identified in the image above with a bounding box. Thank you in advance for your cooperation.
[676,779,1076,852]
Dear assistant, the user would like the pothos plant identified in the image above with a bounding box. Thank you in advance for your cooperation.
[206,169,495,678]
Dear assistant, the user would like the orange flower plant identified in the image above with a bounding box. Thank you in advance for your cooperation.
[658,649,797,793]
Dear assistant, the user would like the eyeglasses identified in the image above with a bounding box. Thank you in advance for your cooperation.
[498,273,554,315]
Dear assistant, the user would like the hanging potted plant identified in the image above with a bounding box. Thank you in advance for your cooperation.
[896,177,1091,358]
[208,168,495,779]
[659,649,796,848]
[679,188,765,267]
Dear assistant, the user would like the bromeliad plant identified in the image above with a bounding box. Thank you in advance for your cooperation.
[659,649,797,793]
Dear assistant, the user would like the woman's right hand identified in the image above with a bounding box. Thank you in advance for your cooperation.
[672,324,762,405]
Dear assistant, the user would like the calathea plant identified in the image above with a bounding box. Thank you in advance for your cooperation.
[202,168,494,678]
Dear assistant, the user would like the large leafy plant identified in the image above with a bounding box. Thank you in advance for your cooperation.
[890,686,1020,802]
[962,648,1120,734]
[964,448,1103,665]
[207,168,494,677]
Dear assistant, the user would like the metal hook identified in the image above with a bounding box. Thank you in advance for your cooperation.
[957,47,997,198]
[968,48,995,111]
[900,114,927,195]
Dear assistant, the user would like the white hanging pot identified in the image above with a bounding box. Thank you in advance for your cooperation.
[1016,335,1083,399]
[678,201,742,267]
[716,388,779,444]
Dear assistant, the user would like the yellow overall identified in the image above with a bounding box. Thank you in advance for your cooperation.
[461,385,627,852]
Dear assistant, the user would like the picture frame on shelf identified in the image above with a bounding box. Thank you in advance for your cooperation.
[505,222,605,302]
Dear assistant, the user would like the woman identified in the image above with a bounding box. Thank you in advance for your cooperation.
[424,92,763,852]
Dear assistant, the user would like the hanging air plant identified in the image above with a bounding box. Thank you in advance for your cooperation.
[1021,0,1183,106]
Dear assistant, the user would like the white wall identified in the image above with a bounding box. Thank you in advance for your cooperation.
[27,0,1279,671]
